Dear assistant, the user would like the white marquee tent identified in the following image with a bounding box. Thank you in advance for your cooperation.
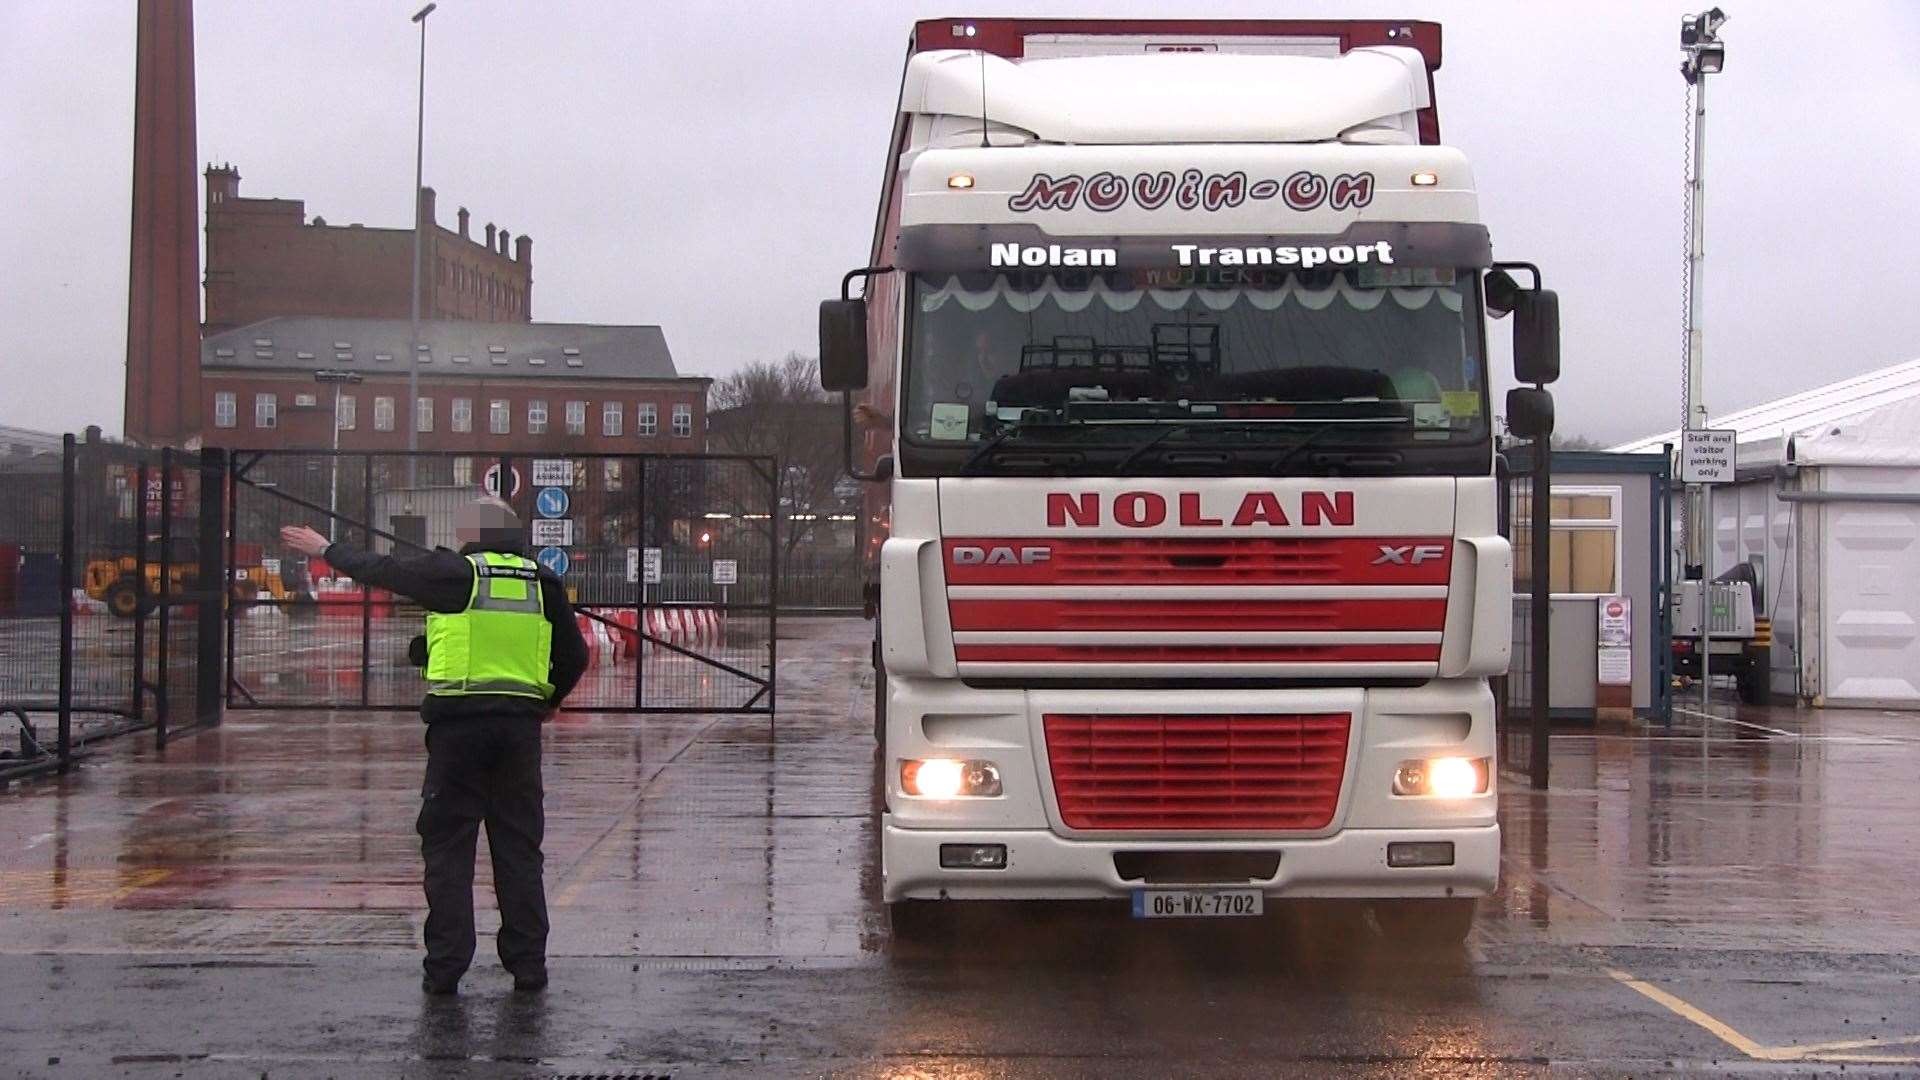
[1616,359,1920,708]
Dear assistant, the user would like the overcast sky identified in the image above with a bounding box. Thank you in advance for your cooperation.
[4,1,1917,443]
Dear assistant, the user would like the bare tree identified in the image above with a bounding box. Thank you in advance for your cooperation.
[707,354,853,569]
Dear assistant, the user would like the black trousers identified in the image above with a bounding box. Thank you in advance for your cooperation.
[416,712,549,984]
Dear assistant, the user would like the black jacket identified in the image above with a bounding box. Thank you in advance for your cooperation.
[322,539,589,723]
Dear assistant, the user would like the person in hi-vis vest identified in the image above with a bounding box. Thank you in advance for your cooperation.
[282,497,587,996]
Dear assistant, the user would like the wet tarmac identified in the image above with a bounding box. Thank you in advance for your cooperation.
[3,618,1919,1077]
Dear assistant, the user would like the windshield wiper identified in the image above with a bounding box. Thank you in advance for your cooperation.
[1112,422,1258,475]
[960,424,1031,474]
[1269,416,1408,473]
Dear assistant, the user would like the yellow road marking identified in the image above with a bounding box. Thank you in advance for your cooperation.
[0,868,172,907]
[1606,966,1920,1065]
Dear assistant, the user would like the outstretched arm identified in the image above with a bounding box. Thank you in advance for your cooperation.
[279,525,472,613]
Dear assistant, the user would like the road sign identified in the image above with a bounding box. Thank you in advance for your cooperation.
[536,546,569,575]
[1597,595,1632,647]
[535,487,570,519]
[481,464,522,499]
[712,559,738,586]
[532,458,574,487]
[530,519,573,547]
[644,547,663,585]
[1679,429,1737,484]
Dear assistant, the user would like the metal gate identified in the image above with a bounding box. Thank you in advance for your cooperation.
[223,450,777,714]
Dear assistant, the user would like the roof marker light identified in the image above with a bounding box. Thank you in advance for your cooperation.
[948,172,975,190]
[1412,171,1439,186]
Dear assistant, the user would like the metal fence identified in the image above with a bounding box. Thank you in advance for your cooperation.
[224,449,779,714]
[1496,446,1551,789]
[0,437,221,782]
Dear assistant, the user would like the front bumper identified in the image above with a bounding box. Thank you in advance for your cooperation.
[883,819,1500,903]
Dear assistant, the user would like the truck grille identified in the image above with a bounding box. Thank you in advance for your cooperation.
[1043,712,1350,832]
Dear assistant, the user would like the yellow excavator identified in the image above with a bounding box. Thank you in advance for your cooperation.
[84,540,301,618]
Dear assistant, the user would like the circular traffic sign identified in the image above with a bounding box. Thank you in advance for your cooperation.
[536,546,570,575]
[536,486,570,519]
[481,464,523,499]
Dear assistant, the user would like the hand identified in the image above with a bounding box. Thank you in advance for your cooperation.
[279,525,331,558]
[853,403,892,431]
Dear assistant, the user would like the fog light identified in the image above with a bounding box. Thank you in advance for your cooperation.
[940,843,1007,870]
[1387,841,1455,868]
[1411,170,1440,186]
[1393,757,1490,797]
[902,759,1002,798]
[947,172,975,189]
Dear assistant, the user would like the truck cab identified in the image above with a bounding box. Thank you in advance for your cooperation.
[822,19,1559,946]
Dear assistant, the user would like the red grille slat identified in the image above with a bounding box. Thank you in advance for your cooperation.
[948,598,1446,632]
[1044,712,1350,831]
[955,644,1439,664]
[944,536,1453,586]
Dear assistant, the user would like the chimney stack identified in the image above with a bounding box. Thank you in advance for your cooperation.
[514,233,531,267]
[456,206,470,239]
[417,185,437,229]
[498,229,511,256]
[484,223,496,249]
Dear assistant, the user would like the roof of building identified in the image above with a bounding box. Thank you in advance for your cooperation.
[202,317,696,382]
[0,424,65,468]
[1612,358,1920,469]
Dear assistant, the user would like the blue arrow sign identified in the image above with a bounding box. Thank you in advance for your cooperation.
[536,546,570,576]
[535,486,570,519]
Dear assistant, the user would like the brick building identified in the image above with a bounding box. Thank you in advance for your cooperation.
[203,165,531,334]
[200,317,708,458]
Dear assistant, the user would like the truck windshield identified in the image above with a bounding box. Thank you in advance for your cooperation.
[902,266,1488,464]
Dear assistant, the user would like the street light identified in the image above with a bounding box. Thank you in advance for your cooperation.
[1680,7,1727,714]
[406,2,437,483]
[315,369,364,542]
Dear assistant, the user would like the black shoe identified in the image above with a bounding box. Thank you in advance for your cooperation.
[512,971,548,993]
[422,975,460,996]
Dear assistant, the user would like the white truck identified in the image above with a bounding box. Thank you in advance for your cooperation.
[820,18,1559,946]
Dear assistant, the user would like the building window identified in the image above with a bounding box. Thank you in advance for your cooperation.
[490,399,510,435]
[255,393,277,429]
[416,396,433,434]
[603,459,623,491]
[374,396,395,432]
[527,399,548,435]
[1514,485,1622,596]
[602,401,623,437]
[336,393,356,430]
[213,392,236,429]
[453,456,472,486]
[672,403,693,438]
[636,402,658,437]
[451,398,472,433]
[565,400,587,436]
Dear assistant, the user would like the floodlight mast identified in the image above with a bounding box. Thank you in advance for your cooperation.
[1680,8,1727,715]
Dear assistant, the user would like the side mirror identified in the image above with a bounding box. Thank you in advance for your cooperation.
[1512,289,1561,385]
[1483,268,1520,319]
[818,300,869,392]
[1506,387,1555,441]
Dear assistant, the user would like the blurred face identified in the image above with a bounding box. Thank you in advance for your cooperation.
[455,499,520,547]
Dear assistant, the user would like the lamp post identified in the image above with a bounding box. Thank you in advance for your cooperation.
[406,2,437,485]
[315,370,364,542]
[1681,7,1727,714]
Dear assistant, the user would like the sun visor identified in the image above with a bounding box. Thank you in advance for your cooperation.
[893,221,1490,273]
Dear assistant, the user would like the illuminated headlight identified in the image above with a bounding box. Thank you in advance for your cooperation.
[947,172,975,189]
[1411,170,1440,186]
[901,759,1002,798]
[1392,757,1490,798]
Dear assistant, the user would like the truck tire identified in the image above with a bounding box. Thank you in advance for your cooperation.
[1369,897,1476,950]
[104,578,145,619]
[887,900,955,944]
[872,637,888,748]
[1737,656,1769,706]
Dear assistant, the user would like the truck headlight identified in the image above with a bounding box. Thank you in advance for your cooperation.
[1392,756,1489,798]
[901,759,1002,798]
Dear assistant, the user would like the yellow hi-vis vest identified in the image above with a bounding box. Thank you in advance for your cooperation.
[424,552,555,701]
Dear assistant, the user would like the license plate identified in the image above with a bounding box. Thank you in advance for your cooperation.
[1131,888,1265,919]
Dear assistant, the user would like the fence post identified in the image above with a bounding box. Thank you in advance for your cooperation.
[56,433,76,769]
[156,446,173,742]
[1529,439,1552,789]
[360,454,373,709]
[133,461,148,723]
[194,449,227,733]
